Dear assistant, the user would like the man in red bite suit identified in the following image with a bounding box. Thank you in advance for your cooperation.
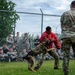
[40,26,60,48]
[34,26,60,71]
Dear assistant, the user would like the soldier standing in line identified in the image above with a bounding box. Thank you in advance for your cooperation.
[60,1,75,75]
[14,32,21,55]
[22,33,30,53]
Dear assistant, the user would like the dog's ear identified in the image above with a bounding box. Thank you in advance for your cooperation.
[45,39,50,45]
[42,39,50,46]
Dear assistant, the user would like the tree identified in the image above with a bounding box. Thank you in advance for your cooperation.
[0,0,19,46]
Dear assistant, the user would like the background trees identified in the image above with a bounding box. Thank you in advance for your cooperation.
[0,0,19,46]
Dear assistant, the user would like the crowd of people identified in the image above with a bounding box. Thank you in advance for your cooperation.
[0,32,30,62]
[0,30,74,62]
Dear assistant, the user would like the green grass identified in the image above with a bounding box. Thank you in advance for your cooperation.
[0,60,75,75]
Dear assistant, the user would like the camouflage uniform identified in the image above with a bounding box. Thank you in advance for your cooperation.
[61,9,75,75]
[48,50,59,68]
[34,49,59,71]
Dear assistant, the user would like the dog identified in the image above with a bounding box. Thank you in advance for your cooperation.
[23,39,55,72]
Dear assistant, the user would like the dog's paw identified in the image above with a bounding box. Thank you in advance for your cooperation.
[28,68,36,72]
[34,67,38,71]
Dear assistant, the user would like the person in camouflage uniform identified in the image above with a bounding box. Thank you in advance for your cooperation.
[60,1,75,75]
[23,39,54,72]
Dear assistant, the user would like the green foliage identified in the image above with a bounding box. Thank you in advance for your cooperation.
[0,0,19,45]
[0,60,75,75]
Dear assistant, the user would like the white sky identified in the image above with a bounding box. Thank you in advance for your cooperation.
[11,0,72,36]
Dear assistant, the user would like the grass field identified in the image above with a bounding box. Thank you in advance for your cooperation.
[0,60,75,75]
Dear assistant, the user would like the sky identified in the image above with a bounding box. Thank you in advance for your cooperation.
[12,0,72,36]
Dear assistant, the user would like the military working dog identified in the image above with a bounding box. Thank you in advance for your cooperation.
[23,39,54,72]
